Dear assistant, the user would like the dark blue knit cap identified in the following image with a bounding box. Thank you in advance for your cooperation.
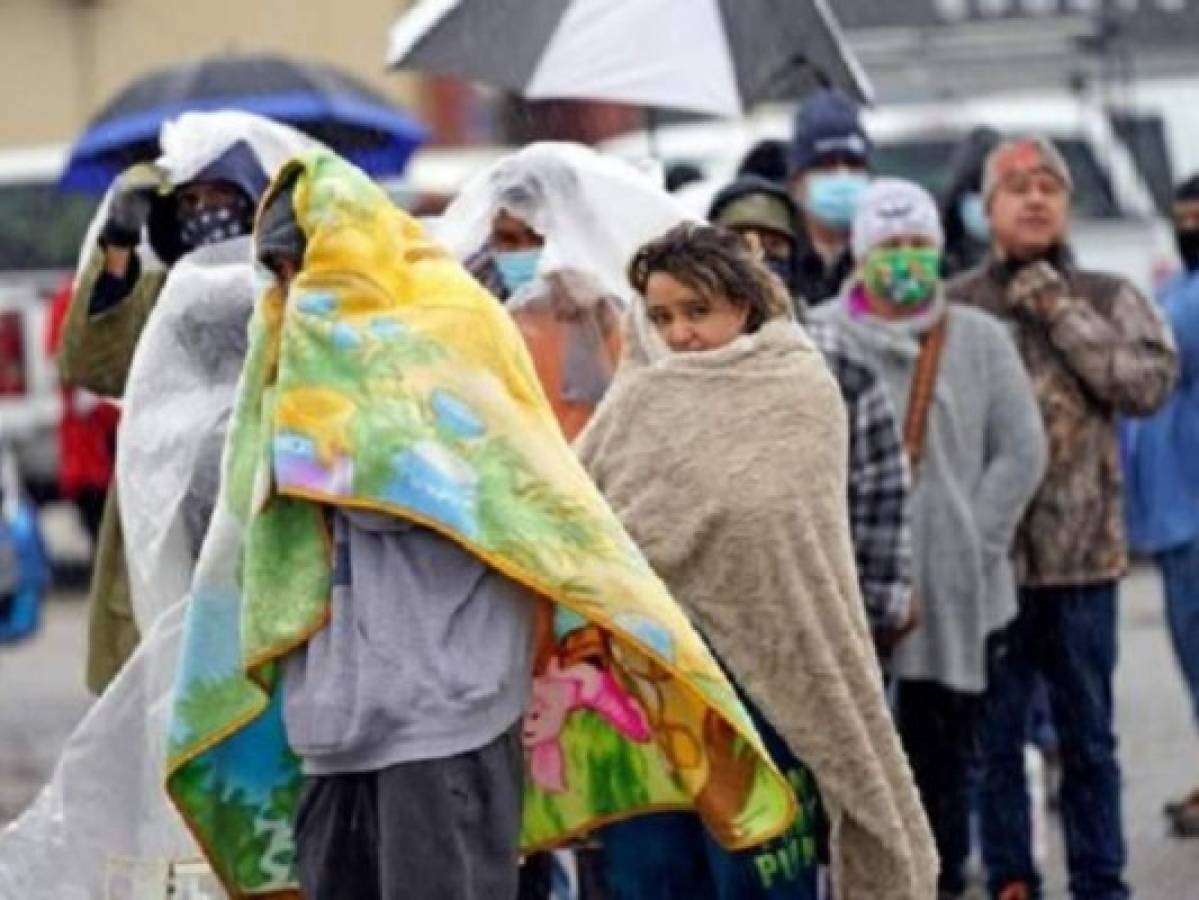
[147,139,269,264]
[788,89,871,177]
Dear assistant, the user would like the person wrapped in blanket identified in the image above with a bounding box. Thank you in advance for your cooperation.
[144,148,806,900]
[708,176,915,654]
[578,224,937,899]
[438,143,694,442]
[255,169,539,900]
[57,110,305,693]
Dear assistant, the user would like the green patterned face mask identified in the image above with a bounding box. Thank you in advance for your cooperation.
[862,246,942,306]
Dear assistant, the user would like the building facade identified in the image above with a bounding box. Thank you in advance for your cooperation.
[0,0,423,149]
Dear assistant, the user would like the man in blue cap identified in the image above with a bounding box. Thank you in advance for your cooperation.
[786,88,873,307]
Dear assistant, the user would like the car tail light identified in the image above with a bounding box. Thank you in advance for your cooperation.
[0,312,27,396]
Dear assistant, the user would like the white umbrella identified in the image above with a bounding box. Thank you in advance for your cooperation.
[387,0,872,119]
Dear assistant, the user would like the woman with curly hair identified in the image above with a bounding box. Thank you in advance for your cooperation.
[580,224,936,900]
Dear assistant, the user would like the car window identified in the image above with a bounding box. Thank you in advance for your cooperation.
[0,182,98,272]
[1109,112,1174,215]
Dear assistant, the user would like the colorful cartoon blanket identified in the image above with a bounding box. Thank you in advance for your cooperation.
[164,152,796,897]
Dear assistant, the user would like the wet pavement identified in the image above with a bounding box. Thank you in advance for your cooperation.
[1,569,1198,897]
[0,587,91,824]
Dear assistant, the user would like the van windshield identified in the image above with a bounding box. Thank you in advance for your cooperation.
[0,183,98,272]
[873,137,1119,219]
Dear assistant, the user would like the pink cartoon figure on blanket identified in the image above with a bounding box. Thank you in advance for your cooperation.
[522,655,653,793]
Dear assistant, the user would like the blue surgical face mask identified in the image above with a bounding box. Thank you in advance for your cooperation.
[805,171,869,229]
[494,248,542,296]
[959,192,990,243]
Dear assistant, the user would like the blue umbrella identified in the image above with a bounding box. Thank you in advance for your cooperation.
[61,53,428,191]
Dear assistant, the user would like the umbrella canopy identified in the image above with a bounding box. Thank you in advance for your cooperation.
[387,0,872,119]
[61,53,427,191]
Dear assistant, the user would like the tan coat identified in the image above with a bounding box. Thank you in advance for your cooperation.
[576,319,938,900]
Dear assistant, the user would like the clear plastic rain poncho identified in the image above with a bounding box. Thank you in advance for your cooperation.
[0,111,319,900]
[434,142,695,438]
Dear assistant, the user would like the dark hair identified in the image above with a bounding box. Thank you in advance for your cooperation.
[627,223,785,333]
[664,162,704,193]
[1176,172,1199,204]
[737,140,789,184]
[939,126,1002,276]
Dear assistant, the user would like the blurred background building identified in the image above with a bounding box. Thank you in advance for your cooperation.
[0,0,425,147]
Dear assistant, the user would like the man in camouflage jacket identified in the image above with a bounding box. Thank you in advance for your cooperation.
[947,137,1177,900]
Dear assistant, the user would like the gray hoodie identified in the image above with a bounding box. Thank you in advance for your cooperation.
[813,293,1047,691]
[283,510,537,775]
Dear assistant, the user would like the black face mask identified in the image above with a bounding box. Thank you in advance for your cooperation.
[178,193,253,250]
[1177,228,1199,273]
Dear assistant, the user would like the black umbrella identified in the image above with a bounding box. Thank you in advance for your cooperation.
[387,0,871,118]
[61,53,427,191]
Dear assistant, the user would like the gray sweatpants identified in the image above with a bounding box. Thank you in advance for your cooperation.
[295,726,524,900]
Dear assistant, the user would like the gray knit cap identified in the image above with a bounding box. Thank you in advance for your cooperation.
[982,136,1073,205]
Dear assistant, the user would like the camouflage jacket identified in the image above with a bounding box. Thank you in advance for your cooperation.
[947,251,1177,587]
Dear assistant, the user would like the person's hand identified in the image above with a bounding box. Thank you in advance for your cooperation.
[101,163,170,249]
[874,594,922,655]
[1008,260,1068,321]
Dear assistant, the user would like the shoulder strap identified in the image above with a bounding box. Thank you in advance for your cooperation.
[902,317,948,478]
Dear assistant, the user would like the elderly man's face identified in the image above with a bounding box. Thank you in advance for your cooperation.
[989,169,1070,260]
[490,209,544,253]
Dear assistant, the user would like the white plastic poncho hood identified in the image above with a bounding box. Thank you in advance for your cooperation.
[0,111,319,899]
[435,141,696,306]
[435,143,694,438]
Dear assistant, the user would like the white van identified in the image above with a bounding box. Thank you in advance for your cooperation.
[600,93,1176,296]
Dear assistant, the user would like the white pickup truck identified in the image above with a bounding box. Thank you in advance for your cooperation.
[600,93,1178,298]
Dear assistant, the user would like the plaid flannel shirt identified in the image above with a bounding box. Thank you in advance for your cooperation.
[807,320,914,630]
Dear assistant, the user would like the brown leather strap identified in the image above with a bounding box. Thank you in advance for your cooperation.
[902,317,948,478]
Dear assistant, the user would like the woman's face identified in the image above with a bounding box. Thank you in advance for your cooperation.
[644,272,749,352]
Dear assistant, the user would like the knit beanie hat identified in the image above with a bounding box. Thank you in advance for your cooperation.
[982,136,1073,206]
[788,89,871,176]
[851,178,944,260]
